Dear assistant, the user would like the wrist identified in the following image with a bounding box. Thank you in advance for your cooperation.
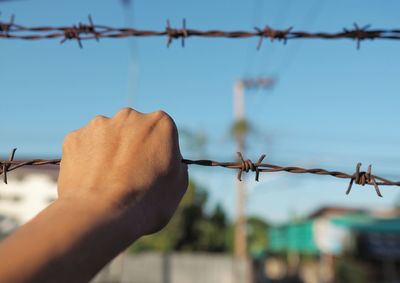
[56,194,142,244]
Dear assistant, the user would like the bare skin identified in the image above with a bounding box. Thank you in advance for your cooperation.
[0,108,188,283]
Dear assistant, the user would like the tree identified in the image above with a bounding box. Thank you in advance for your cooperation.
[247,216,269,257]
[197,204,228,252]
[129,179,229,253]
[225,216,269,256]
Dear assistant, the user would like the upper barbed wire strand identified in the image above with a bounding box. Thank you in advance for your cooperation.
[1,16,400,48]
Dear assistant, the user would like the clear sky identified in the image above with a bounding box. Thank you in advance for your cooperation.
[1,0,400,223]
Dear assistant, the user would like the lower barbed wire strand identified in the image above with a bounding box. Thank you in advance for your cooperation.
[1,151,399,197]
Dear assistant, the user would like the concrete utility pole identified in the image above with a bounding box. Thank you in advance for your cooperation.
[233,78,274,259]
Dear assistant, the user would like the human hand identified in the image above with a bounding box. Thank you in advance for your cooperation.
[58,108,188,237]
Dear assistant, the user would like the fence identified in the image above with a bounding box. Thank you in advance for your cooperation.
[1,150,399,197]
[1,15,400,48]
[1,16,400,195]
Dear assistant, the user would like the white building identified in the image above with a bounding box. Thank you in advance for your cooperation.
[0,165,58,235]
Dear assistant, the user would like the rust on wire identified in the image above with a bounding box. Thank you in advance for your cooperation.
[2,149,399,197]
[166,19,188,47]
[1,15,400,48]
[59,15,99,48]
[0,14,14,37]
[346,163,382,197]
[255,26,293,49]
[2,148,16,184]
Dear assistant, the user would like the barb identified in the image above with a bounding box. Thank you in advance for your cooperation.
[346,163,382,197]
[59,15,99,48]
[1,15,400,48]
[0,14,14,37]
[2,149,399,197]
[2,148,16,184]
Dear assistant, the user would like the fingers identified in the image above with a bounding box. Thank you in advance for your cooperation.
[87,108,171,126]
[149,110,183,158]
[149,110,177,135]
[90,108,184,169]
[113,107,143,121]
[89,115,109,127]
[112,108,173,127]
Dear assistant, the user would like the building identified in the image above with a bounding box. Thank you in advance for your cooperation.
[264,206,400,283]
[0,165,58,235]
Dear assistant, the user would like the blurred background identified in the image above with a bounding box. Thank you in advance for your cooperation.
[1,0,400,282]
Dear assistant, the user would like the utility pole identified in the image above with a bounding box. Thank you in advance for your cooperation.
[233,78,275,259]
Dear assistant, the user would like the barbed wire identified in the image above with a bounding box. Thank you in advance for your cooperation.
[1,15,400,48]
[1,149,399,197]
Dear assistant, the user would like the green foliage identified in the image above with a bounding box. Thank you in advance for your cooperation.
[179,128,208,155]
[335,257,373,283]
[196,204,228,252]
[230,119,252,139]
[221,216,270,256]
[129,179,228,253]
[247,216,269,257]
[129,179,270,255]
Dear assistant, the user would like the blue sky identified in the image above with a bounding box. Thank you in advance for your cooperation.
[1,0,400,222]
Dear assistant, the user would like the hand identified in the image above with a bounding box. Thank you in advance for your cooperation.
[0,108,188,283]
[58,108,188,236]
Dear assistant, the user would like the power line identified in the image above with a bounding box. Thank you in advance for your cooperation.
[255,0,293,74]
[273,0,326,78]
[120,0,140,107]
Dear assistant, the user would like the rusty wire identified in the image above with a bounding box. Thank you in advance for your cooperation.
[0,15,400,48]
[1,149,399,197]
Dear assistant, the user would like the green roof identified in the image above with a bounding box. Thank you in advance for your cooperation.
[268,221,319,254]
[332,216,400,233]
[267,214,400,255]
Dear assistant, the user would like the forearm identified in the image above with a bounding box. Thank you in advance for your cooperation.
[0,108,187,282]
[0,197,139,283]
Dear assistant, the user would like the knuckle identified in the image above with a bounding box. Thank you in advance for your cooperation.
[118,107,133,116]
[62,131,78,149]
[114,107,143,122]
[151,110,175,130]
[114,107,137,120]
[91,115,107,125]
[151,110,168,119]
[63,132,75,143]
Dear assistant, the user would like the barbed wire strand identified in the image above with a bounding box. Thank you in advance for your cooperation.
[1,149,399,197]
[1,15,400,48]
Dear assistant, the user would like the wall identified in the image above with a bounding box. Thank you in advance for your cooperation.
[92,252,250,283]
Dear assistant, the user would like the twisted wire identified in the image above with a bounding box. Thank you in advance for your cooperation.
[2,149,399,197]
[0,15,399,48]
